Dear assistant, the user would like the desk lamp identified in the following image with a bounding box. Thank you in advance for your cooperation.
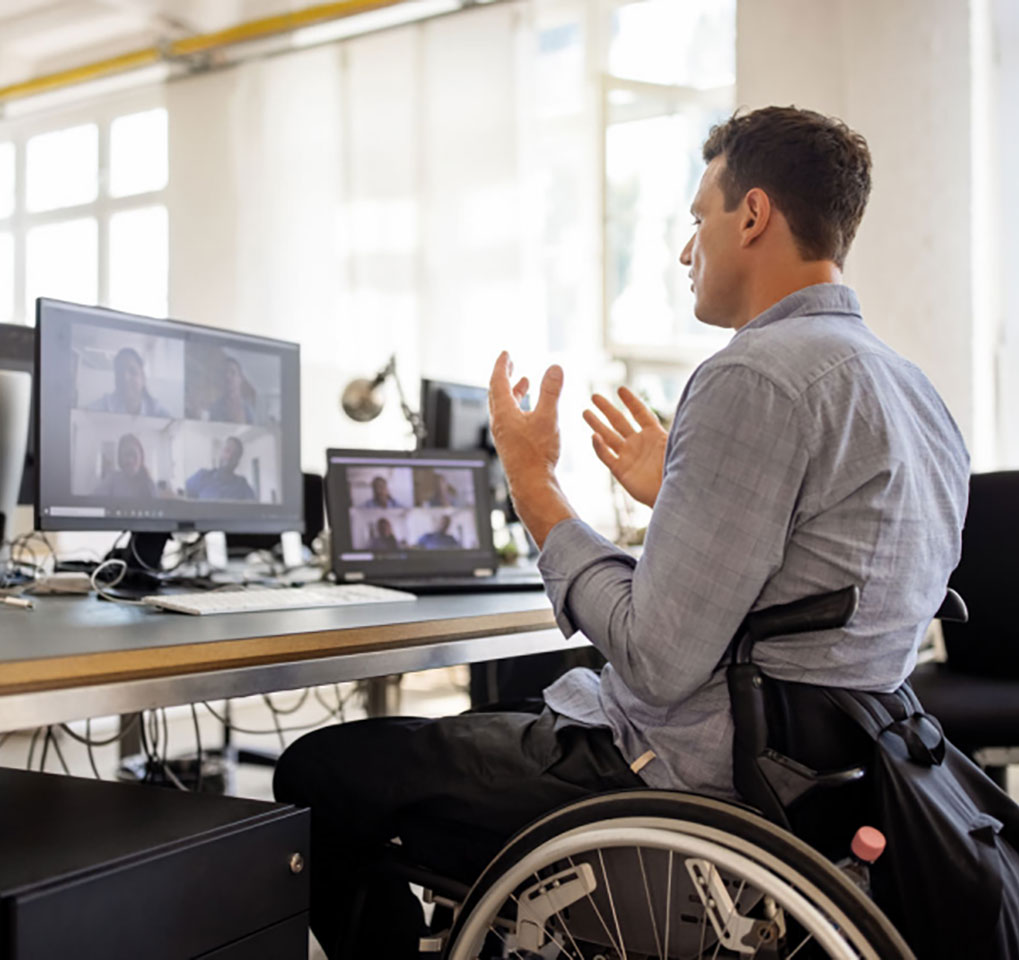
[340,354,426,442]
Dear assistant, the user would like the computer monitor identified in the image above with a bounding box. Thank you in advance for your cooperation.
[419,379,491,451]
[0,323,36,508]
[35,299,303,548]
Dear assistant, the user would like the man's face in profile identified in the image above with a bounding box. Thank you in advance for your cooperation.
[372,477,389,503]
[437,515,451,534]
[680,157,745,329]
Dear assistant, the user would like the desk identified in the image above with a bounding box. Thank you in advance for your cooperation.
[0,592,577,731]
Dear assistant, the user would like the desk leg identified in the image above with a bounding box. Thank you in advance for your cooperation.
[362,676,402,717]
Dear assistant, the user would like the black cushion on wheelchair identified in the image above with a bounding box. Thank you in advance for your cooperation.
[910,659,1019,753]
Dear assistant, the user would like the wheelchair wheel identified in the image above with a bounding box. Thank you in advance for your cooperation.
[443,791,913,960]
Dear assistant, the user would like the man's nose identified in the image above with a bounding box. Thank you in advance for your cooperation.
[679,236,693,267]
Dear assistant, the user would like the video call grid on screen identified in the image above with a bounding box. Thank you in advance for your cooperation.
[327,450,497,578]
[35,299,303,534]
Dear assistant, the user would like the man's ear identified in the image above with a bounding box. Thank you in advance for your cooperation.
[740,188,771,248]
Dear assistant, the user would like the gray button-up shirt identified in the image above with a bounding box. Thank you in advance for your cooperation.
[539,283,970,799]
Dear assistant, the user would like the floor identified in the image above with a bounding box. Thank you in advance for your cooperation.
[2,670,1016,960]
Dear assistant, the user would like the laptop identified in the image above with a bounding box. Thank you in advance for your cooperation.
[325,448,545,594]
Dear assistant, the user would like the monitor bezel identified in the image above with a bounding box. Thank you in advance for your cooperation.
[34,298,304,535]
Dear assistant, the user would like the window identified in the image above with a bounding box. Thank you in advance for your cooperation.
[602,0,736,376]
[0,99,168,326]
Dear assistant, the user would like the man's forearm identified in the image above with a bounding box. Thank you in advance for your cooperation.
[507,472,577,548]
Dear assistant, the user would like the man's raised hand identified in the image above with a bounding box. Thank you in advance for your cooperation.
[488,351,564,483]
[583,386,667,507]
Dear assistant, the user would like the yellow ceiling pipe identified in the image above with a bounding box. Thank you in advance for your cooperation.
[0,0,408,103]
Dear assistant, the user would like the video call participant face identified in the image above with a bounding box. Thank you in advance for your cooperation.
[371,477,390,505]
[219,436,244,474]
[224,358,244,398]
[115,348,147,414]
[377,517,394,538]
[119,433,145,475]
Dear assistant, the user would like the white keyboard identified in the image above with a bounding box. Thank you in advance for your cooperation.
[142,583,417,616]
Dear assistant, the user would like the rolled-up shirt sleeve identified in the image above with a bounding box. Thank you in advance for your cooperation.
[538,362,810,708]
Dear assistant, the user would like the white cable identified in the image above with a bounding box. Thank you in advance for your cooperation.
[89,557,148,606]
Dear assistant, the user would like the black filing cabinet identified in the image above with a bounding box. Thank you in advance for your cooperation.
[0,767,309,959]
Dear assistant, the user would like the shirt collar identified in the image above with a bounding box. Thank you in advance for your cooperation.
[734,283,861,337]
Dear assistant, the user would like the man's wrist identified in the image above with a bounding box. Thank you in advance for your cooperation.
[507,471,576,548]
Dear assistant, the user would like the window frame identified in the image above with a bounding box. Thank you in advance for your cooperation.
[0,87,168,326]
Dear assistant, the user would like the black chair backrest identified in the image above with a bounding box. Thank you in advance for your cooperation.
[943,471,1019,678]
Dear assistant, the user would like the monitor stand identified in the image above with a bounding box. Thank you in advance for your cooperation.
[103,531,171,597]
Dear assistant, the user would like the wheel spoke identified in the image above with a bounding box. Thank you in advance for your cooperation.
[597,848,629,960]
[664,849,673,959]
[567,855,625,958]
[785,930,817,959]
[635,847,665,960]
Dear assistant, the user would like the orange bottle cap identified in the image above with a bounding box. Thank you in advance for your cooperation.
[851,826,886,863]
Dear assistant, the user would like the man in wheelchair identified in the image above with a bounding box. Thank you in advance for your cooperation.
[274,107,974,957]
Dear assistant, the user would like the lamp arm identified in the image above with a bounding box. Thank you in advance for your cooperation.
[385,355,427,443]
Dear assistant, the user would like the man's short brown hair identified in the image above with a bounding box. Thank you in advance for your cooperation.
[702,106,872,269]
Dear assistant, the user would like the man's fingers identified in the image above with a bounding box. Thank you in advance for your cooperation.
[591,433,619,472]
[534,364,564,417]
[583,408,624,452]
[618,386,660,428]
[512,377,529,404]
[488,351,517,413]
[592,393,635,438]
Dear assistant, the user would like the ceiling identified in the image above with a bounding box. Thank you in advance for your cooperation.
[0,0,393,90]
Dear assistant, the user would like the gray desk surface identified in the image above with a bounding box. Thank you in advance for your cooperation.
[0,592,575,731]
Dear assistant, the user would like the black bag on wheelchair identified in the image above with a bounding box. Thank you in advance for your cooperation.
[826,686,1019,960]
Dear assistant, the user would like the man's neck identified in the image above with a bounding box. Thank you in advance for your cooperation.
[736,261,842,329]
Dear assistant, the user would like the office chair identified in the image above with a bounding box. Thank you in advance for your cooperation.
[910,470,1019,787]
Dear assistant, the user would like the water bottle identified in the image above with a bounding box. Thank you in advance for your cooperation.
[836,826,886,897]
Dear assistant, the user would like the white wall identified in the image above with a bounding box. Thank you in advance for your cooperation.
[737,0,988,459]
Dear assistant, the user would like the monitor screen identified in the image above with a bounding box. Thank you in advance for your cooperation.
[35,299,302,534]
[326,448,495,580]
[0,323,35,505]
[419,379,491,451]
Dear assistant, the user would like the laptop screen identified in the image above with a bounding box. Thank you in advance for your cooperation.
[326,448,497,580]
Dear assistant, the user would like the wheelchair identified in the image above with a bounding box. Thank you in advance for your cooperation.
[374,586,967,959]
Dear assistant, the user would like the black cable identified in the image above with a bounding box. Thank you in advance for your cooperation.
[261,695,287,750]
[190,703,203,793]
[263,688,310,715]
[314,685,347,721]
[39,726,52,772]
[139,711,158,782]
[26,726,42,769]
[84,719,103,780]
[201,700,341,736]
[48,727,71,775]
[59,714,141,747]
[160,708,170,768]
